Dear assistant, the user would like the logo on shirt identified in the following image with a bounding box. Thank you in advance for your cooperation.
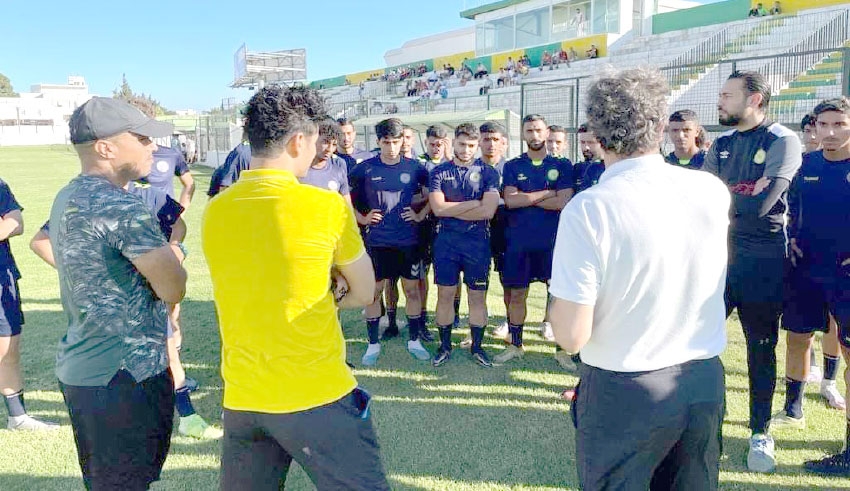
[547,169,559,181]
[400,173,411,184]
[846,171,850,184]
[517,174,528,181]
[753,149,766,165]
[719,151,730,160]
[469,171,481,183]
[155,160,169,172]
[328,180,340,191]
[371,176,384,182]
[803,176,819,182]
[356,158,364,164]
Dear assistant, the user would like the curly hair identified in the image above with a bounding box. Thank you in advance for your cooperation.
[455,122,480,139]
[317,116,341,142]
[585,67,668,156]
[244,85,326,158]
[812,97,850,119]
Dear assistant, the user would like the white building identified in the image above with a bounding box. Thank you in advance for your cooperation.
[0,76,93,146]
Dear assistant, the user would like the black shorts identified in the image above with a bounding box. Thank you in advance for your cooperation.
[221,388,390,491]
[783,266,850,345]
[0,269,23,337]
[418,219,435,267]
[60,370,174,490]
[432,233,491,291]
[501,246,553,289]
[368,245,422,281]
[726,252,786,306]
[490,206,507,273]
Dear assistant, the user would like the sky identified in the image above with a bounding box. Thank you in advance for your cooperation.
[1,0,722,111]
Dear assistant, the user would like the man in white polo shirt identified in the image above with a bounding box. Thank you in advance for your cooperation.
[549,67,730,489]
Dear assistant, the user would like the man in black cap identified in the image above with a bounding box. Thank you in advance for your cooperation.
[50,97,188,490]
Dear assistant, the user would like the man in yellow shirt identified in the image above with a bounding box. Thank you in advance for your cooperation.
[202,85,388,490]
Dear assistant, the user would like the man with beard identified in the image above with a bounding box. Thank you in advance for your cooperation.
[703,70,802,473]
[337,117,375,174]
[429,124,500,367]
[546,125,569,158]
[574,123,604,192]
[496,115,573,364]
[665,110,707,170]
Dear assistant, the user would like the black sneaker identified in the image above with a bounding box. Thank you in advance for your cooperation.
[471,349,493,368]
[381,326,400,340]
[432,348,451,367]
[804,452,850,476]
[419,327,435,342]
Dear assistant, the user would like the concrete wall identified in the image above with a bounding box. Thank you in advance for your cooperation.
[384,28,476,67]
[0,125,68,146]
[652,0,750,34]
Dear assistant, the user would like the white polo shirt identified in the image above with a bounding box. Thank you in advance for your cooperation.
[549,153,730,372]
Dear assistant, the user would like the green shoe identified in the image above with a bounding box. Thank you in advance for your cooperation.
[179,414,223,440]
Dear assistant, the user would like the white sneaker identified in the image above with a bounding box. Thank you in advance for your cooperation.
[821,381,847,411]
[807,365,823,384]
[769,411,805,430]
[542,321,555,341]
[747,433,776,473]
[493,321,509,340]
[361,343,381,366]
[7,414,60,431]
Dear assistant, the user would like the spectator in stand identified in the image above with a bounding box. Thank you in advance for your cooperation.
[519,54,530,67]
[569,47,579,62]
[586,45,599,59]
[475,62,488,79]
[749,3,765,16]
[770,2,781,15]
[572,8,586,36]
[497,69,508,88]
[542,51,554,71]
[406,79,417,97]
[447,63,455,77]
[505,57,516,71]
[480,75,494,96]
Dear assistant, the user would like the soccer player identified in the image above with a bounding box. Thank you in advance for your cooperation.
[203,86,389,490]
[31,183,220,440]
[349,118,431,366]
[703,70,802,473]
[300,117,351,204]
[208,133,251,197]
[779,97,850,476]
[546,124,569,158]
[149,143,195,209]
[337,117,375,173]
[574,123,604,192]
[429,123,500,367]
[550,66,728,491]
[497,115,573,364]
[665,109,707,170]
[801,113,820,153]
[0,180,58,431]
[53,97,187,489]
[401,124,417,159]
[774,99,850,433]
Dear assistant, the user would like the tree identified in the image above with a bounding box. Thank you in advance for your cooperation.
[0,73,18,97]
[112,73,168,117]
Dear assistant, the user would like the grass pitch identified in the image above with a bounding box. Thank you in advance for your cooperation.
[0,145,848,490]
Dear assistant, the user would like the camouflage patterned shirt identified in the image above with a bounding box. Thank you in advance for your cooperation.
[50,175,170,386]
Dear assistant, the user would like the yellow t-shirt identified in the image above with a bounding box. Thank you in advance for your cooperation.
[202,168,365,413]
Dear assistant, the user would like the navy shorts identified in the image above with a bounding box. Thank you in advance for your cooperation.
[0,269,24,337]
[783,265,850,346]
[433,233,491,291]
[490,207,507,273]
[501,246,554,289]
[368,246,422,281]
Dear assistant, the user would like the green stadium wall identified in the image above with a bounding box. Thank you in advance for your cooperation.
[652,0,750,34]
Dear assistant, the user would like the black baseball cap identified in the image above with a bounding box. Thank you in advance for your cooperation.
[69,97,173,144]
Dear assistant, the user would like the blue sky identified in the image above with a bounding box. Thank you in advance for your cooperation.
[1,0,722,111]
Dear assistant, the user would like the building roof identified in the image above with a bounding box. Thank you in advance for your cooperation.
[460,0,528,19]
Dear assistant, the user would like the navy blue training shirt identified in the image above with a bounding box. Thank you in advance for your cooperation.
[429,160,500,240]
[665,150,706,170]
[0,179,22,278]
[300,155,350,195]
[349,156,428,247]
[788,150,850,279]
[502,154,573,248]
[208,142,251,197]
[148,146,189,198]
[127,181,185,240]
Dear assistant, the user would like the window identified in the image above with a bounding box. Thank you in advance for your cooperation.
[476,16,515,55]
[516,8,550,49]
[551,0,592,40]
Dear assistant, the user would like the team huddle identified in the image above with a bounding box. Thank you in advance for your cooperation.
[1,67,849,490]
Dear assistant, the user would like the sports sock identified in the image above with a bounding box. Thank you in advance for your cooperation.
[438,325,453,351]
[3,391,25,417]
[825,354,839,381]
[366,318,381,344]
[387,309,398,329]
[783,377,805,419]
[470,325,485,351]
[508,323,523,347]
[810,346,818,367]
[175,386,196,417]
[407,315,421,341]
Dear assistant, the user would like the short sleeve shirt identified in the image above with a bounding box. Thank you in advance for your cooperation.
[50,175,170,386]
[349,157,428,248]
[208,142,251,197]
[127,181,185,239]
[299,155,350,195]
[502,154,573,248]
[147,146,189,198]
[664,150,706,170]
[0,179,22,278]
[430,161,500,240]
[202,169,365,413]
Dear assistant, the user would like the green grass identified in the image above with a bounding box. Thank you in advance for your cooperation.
[1,145,849,490]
